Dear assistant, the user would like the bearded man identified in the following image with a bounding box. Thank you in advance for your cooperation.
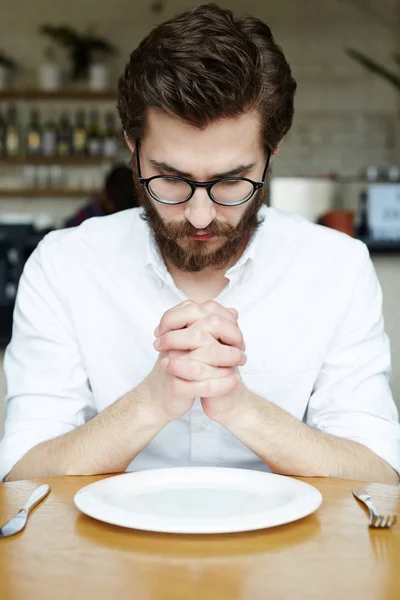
[1,4,399,483]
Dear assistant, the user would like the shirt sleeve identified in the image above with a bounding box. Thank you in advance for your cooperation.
[0,232,96,481]
[306,244,400,475]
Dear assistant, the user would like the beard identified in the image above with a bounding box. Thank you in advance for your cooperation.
[132,163,269,272]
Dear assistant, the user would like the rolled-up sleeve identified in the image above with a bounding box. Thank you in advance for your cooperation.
[307,245,400,475]
[0,232,96,481]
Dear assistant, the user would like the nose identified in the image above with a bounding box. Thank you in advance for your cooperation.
[184,187,216,230]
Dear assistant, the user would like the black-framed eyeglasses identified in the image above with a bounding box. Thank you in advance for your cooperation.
[135,140,271,207]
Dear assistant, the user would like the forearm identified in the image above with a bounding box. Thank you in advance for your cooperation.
[216,388,398,484]
[5,382,166,482]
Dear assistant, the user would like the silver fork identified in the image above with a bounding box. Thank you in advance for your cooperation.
[352,487,398,529]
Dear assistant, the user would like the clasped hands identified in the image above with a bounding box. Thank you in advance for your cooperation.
[150,299,248,424]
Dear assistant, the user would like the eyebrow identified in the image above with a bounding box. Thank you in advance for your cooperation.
[149,159,257,180]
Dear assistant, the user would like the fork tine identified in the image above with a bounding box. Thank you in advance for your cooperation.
[373,516,382,528]
[369,515,377,527]
[368,514,375,527]
[369,513,398,528]
[388,515,397,528]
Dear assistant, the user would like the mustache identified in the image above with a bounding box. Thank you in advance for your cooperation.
[162,219,237,241]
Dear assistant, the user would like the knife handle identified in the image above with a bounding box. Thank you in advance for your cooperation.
[21,484,51,514]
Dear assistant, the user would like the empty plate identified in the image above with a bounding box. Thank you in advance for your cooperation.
[74,467,322,534]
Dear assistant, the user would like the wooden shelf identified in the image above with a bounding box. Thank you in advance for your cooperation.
[0,156,113,165]
[0,88,117,101]
[0,188,97,198]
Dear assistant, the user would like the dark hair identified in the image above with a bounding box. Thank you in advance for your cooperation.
[105,165,138,211]
[117,3,297,154]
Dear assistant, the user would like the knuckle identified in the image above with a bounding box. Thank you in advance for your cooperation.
[181,299,194,307]
[202,300,218,312]
[160,332,170,347]
[201,330,213,345]
[192,328,203,345]
[209,344,219,362]
[235,332,244,348]
[196,328,210,346]
[225,375,237,391]
[208,314,221,329]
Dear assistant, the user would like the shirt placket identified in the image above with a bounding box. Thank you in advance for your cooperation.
[189,397,220,466]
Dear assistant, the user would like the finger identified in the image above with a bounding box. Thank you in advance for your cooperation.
[161,356,236,381]
[200,305,244,350]
[164,349,188,359]
[171,372,241,398]
[155,317,244,352]
[155,301,208,337]
[156,300,238,338]
[194,315,244,349]
[188,344,247,367]
[201,301,239,322]
[155,327,215,352]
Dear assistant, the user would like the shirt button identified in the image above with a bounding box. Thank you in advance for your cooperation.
[200,422,209,431]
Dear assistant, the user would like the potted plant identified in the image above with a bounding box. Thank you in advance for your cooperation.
[346,48,400,93]
[38,25,116,89]
[0,51,18,89]
[346,48,400,161]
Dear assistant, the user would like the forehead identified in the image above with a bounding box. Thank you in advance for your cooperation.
[142,108,263,175]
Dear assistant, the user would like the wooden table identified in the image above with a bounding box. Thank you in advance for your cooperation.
[0,476,399,600]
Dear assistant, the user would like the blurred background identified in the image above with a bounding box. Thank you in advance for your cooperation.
[0,0,399,434]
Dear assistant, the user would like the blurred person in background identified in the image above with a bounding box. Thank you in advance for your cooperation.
[1,4,399,485]
[64,164,139,228]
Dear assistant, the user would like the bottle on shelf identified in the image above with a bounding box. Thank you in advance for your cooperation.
[103,111,119,157]
[388,166,400,183]
[25,109,42,155]
[5,105,21,156]
[57,112,72,156]
[0,110,5,155]
[87,110,103,156]
[42,112,58,157]
[365,166,380,183]
[72,110,87,155]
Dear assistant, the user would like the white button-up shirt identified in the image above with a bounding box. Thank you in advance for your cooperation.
[1,206,399,481]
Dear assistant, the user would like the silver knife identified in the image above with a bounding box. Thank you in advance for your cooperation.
[0,484,51,538]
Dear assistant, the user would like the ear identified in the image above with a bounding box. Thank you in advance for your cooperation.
[124,132,135,153]
[273,139,284,156]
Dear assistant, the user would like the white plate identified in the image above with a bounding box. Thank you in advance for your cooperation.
[74,467,322,534]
